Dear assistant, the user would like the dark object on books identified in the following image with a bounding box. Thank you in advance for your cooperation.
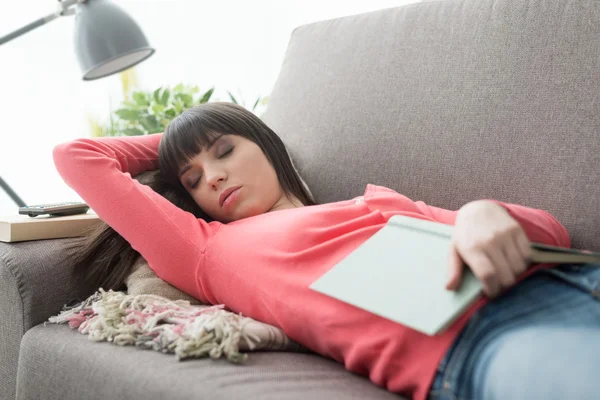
[18,202,90,218]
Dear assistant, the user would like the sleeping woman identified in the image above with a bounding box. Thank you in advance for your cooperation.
[54,102,600,400]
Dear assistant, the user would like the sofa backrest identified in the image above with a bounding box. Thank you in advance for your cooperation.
[263,0,600,251]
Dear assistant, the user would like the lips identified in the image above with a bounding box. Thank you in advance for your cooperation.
[219,186,241,207]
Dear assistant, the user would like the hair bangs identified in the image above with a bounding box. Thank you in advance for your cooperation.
[158,113,223,186]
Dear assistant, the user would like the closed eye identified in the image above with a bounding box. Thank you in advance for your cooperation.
[190,177,201,189]
[189,147,234,189]
[220,147,233,158]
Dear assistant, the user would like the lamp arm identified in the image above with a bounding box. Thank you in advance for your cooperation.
[0,0,85,46]
[0,14,60,46]
[0,176,26,208]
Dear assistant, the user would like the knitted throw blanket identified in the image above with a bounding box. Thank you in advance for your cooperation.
[47,288,307,363]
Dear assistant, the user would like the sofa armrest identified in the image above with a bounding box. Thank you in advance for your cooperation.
[0,238,95,400]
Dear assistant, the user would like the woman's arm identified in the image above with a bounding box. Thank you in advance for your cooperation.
[53,133,217,301]
[369,185,570,248]
[368,185,571,297]
[428,199,571,297]
[419,199,571,248]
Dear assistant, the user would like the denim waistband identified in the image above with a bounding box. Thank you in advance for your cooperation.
[429,263,600,400]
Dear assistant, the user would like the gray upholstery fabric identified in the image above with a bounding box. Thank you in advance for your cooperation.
[17,324,400,400]
[0,239,94,400]
[263,0,600,252]
[3,0,600,399]
[0,249,22,400]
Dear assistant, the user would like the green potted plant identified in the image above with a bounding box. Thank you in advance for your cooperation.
[89,76,268,137]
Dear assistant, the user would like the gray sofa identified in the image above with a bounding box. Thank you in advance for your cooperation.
[2,0,599,399]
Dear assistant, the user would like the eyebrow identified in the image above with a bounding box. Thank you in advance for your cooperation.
[178,134,223,178]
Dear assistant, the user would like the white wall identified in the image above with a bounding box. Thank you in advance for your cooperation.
[0,0,418,216]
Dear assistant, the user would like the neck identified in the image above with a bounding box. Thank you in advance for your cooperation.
[269,195,304,212]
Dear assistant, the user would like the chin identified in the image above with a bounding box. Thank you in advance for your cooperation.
[220,201,266,223]
[220,210,247,223]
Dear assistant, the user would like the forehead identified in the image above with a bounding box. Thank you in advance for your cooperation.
[199,132,225,151]
[177,134,227,177]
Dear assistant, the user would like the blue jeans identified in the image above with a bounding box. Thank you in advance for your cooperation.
[428,263,600,400]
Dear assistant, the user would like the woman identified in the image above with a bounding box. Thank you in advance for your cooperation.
[54,102,599,400]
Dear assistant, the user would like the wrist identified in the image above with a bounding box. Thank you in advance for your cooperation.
[459,200,509,217]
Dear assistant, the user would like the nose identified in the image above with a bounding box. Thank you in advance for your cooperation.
[204,165,227,189]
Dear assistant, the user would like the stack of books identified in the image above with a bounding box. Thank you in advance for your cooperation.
[0,213,102,242]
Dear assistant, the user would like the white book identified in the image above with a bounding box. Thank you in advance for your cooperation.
[310,215,600,336]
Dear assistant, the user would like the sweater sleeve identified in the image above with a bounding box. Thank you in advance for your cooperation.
[368,185,569,248]
[53,133,216,301]
[416,199,571,249]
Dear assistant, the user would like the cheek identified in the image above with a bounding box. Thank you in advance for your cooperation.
[253,158,279,189]
[192,192,213,212]
[261,165,284,205]
[240,151,268,182]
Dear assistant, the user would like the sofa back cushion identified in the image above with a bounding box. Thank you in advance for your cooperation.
[263,0,600,251]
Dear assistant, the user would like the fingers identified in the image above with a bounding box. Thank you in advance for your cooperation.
[446,244,464,290]
[461,245,517,298]
[505,236,527,277]
[515,232,532,269]
[464,238,529,298]
[487,246,516,295]
[464,252,501,297]
[447,244,519,298]
[451,201,532,298]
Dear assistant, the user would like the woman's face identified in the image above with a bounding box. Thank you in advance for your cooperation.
[178,134,293,223]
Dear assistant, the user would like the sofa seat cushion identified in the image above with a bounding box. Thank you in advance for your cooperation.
[17,324,404,400]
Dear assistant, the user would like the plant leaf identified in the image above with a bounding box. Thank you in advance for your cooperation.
[200,87,214,104]
[160,89,170,106]
[252,96,261,111]
[139,115,159,132]
[123,127,145,136]
[227,91,238,104]
[132,92,149,106]
[153,88,162,103]
[149,123,165,134]
[175,93,194,107]
[174,99,184,114]
[115,109,141,121]
[121,100,139,109]
[164,107,177,118]
[173,83,184,93]
[151,103,164,115]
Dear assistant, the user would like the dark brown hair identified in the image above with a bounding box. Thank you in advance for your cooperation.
[64,170,207,292]
[158,102,316,207]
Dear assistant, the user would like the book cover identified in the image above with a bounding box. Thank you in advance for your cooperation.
[309,215,600,336]
[0,213,102,242]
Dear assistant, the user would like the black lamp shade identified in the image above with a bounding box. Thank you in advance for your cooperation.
[74,0,155,81]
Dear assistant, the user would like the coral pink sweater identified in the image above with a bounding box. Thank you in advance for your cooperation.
[53,133,570,400]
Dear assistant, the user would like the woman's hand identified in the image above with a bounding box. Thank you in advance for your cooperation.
[446,200,532,298]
